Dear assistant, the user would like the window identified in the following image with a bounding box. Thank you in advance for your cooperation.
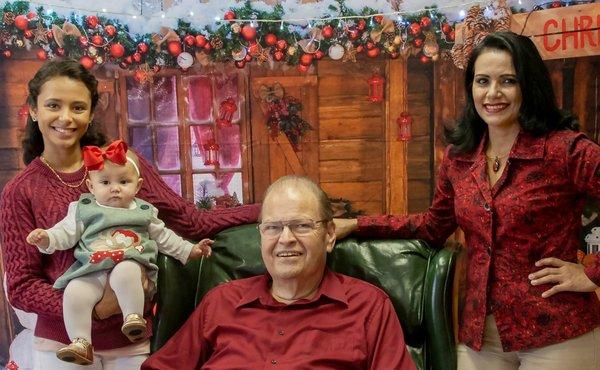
[121,71,247,205]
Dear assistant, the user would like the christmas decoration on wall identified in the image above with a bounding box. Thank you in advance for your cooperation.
[367,72,385,103]
[203,138,220,166]
[397,111,413,141]
[216,97,238,127]
[256,83,311,152]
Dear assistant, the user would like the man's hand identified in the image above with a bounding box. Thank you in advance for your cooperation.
[529,257,599,298]
[333,218,358,240]
[26,229,50,249]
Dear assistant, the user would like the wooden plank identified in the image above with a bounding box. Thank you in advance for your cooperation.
[319,117,383,140]
[0,59,43,82]
[0,82,29,107]
[319,158,383,182]
[321,181,382,202]
[319,104,383,119]
[0,128,21,149]
[0,148,21,170]
[320,140,384,161]
[318,75,370,96]
[353,201,383,215]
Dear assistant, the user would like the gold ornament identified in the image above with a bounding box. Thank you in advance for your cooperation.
[33,21,48,44]
[342,42,357,63]
[88,46,98,57]
[15,39,24,48]
[422,31,439,59]
[287,46,297,56]
[231,23,241,33]
[393,35,402,45]
[96,56,104,64]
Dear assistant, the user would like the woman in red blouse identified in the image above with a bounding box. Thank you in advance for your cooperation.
[337,32,599,369]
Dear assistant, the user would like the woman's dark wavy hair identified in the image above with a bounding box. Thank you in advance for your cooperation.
[445,31,578,154]
[22,59,107,164]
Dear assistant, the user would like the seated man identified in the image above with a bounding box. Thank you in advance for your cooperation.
[142,175,416,370]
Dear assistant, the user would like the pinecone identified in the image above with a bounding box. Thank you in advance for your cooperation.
[0,30,10,44]
[210,36,223,49]
[3,12,15,25]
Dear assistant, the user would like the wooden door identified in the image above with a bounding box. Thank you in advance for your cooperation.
[249,75,319,203]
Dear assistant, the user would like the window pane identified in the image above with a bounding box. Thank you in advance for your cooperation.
[129,126,154,163]
[215,74,241,123]
[156,127,180,170]
[219,172,243,202]
[217,125,241,169]
[154,76,178,123]
[190,125,215,170]
[126,77,150,122]
[161,174,181,196]
[192,173,221,204]
[186,76,212,123]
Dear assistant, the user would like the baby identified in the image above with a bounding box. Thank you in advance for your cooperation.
[27,139,212,366]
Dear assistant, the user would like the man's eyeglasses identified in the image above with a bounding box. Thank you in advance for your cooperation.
[258,219,330,238]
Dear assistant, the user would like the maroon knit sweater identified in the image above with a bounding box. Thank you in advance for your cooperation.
[0,155,260,350]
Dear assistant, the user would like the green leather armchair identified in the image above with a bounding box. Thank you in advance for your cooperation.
[152,224,458,370]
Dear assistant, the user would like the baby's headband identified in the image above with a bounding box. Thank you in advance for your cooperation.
[82,139,140,175]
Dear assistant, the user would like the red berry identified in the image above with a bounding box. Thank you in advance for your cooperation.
[299,53,313,66]
[264,33,277,46]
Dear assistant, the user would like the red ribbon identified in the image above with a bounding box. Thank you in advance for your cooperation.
[82,139,128,171]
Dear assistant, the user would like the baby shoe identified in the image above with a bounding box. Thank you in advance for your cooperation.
[121,313,147,342]
[56,337,94,365]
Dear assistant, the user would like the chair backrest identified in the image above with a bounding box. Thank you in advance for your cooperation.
[152,224,457,370]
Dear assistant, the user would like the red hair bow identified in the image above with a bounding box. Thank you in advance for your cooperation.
[82,140,128,171]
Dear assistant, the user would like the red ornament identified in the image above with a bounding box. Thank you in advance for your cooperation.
[79,56,95,70]
[3,50,12,59]
[244,54,252,62]
[264,33,278,46]
[447,30,455,42]
[413,38,424,48]
[235,60,246,69]
[26,12,36,20]
[366,41,375,50]
[14,15,29,31]
[6,360,19,370]
[297,64,309,73]
[86,15,99,29]
[24,30,33,39]
[203,139,220,166]
[137,42,149,54]
[46,30,54,40]
[366,47,381,58]
[248,42,260,55]
[104,25,117,37]
[357,19,367,31]
[420,16,432,29]
[55,47,65,56]
[167,41,182,56]
[397,112,412,141]
[195,35,207,47]
[441,23,452,35]
[79,36,89,47]
[356,45,364,53]
[133,69,147,83]
[299,53,313,66]
[409,22,421,36]
[224,10,236,21]
[322,25,334,39]
[348,28,360,41]
[241,25,257,41]
[273,50,284,61]
[367,73,385,102]
[419,54,431,64]
[314,50,325,60]
[374,15,384,24]
[36,49,47,61]
[276,39,287,50]
[551,1,562,8]
[216,98,238,127]
[132,52,142,63]
[109,43,125,58]
[125,56,133,64]
[203,42,212,52]
[91,35,104,46]
[390,52,399,59]
[184,35,195,46]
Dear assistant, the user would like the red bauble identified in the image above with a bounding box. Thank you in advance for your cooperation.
[203,42,212,52]
[551,1,562,8]
[109,43,125,58]
[374,15,384,24]
[167,41,182,56]
[356,45,364,53]
[3,50,12,59]
[390,52,399,59]
[46,30,53,40]
[184,34,195,46]
[420,16,432,28]
[357,19,367,31]
[447,30,455,42]
[264,33,277,46]
[240,25,257,41]
[79,56,95,70]
[348,28,359,40]
[297,64,309,73]
[27,12,36,19]
[133,69,147,83]
[132,52,142,63]
[125,56,133,64]
[276,39,287,50]
[234,60,246,69]
[413,38,424,48]
[55,47,65,56]
[299,53,313,66]
[273,50,284,61]
[224,10,235,21]
[36,49,47,61]
[14,15,29,31]
[419,54,431,64]
[79,36,89,47]
[366,47,380,58]
[153,65,161,73]
[137,42,149,54]
[314,50,325,60]
[409,22,421,36]
[366,42,375,50]
[195,35,207,47]
[86,15,99,29]
[24,30,33,39]
[91,35,104,46]
[244,54,252,62]
[104,25,117,37]
[247,42,259,55]
[322,25,334,39]
[441,23,452,35]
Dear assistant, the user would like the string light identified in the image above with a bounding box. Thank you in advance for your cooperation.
[459,9,466,19]
[280,20,284,30]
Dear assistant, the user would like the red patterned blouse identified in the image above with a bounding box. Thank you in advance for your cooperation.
[357,129,600,351]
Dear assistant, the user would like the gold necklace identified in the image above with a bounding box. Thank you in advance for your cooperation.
[40,155,88,188]
[485,153,509,173]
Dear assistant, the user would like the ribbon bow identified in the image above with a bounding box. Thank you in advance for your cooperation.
[370,17,396,43]
[256,83,285,103]
[51,22,82,48]
[82,140,128,171]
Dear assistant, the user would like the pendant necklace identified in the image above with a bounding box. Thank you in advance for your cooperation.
[40,155,88,188]
[485,153,509,173]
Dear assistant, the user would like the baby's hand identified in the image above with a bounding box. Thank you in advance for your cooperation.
[27,229,50,249]
[189,238,213,260]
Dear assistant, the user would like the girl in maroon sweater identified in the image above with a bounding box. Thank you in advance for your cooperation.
[0,59,259,369]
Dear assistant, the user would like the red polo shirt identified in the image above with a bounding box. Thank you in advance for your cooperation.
[142,269,415,370]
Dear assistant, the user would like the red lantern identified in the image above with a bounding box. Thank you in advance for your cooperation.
[397,112,412,141]
[203,139,220,166]
[216,98,237,127]
[367,73,385,103]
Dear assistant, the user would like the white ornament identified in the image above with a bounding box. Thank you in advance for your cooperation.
[177,52,194,69]
[328,43,344,60]
[232,47,247,61]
